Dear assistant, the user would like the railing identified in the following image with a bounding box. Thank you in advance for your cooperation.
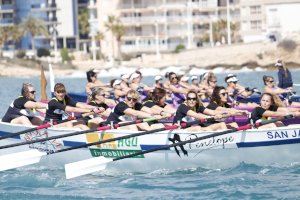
[0,18,14,24]
[0,4,15,10]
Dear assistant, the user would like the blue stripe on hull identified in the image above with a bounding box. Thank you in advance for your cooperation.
[237,138,300,148]
[0,131,21,139]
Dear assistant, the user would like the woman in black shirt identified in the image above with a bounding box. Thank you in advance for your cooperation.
[2,83,47,125]
[106,90,161,131]
[173,90,227,132]
[250,93,300,129]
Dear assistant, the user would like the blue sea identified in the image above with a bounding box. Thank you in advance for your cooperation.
[1,70,300,199]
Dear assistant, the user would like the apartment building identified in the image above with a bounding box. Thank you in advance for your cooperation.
[240,0,300,43]
[93,0,240,57]
[0,0,82,50]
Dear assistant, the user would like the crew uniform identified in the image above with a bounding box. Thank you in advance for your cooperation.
[2,96,36,123]
[83,100,109,124]
[250,105,278,123]
[173,103,205,124]
[44,96,77,122]
[106,101,143,124]
[142,100,166,109]
[206,101,231,110]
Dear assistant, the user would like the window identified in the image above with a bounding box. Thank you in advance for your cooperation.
[250,6,261,15]
[250,20,262,30]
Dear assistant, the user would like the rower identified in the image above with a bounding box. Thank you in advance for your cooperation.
[173,90,227,132]
[105,90,161,131]
[85,69,110,98]
[225,74,253,99]
[168,72,188,106]
[2,83,47,125]
[45,83,101,130]
[207,86,249,128]
[263,75,293,107]
[86,87,112,128]
[129,72,152,101]
[154,75,164,89]
[250,93,300,129]
[143,88,175,116]
[111,79,128,102]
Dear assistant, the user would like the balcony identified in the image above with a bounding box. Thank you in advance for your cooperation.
[0,18,14,25]
[31,3,57,12]
[0,4,15,13]
[121,44,169,53]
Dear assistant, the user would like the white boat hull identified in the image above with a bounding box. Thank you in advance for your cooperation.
[1,122,300,170]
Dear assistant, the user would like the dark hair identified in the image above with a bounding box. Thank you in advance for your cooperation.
[168,72,176,81]
[86,70,96,82]
[263,75,273,85]
[207,74,217,85]
[211,86,226,106]
[110,79,117,88]
[148,88,166,104]
[186,90,203,109]
[54,83,66,93]
[21,83,34,98]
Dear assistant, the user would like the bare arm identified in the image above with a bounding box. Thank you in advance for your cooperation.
[124,108,153,119]
[169,85,188,94]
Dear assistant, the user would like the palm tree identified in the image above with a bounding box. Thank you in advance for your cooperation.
[105,15,125,60]
[78,8,90,37]
[105,15,117,59]
[20,17,49,56]
[0,25,22,56]
[95,31,104,59]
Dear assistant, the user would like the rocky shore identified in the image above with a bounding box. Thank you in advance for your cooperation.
[0,41,299,78]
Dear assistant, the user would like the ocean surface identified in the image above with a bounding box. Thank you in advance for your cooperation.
[1,70,300,199]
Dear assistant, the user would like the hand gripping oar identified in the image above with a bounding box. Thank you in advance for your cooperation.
[0,118,205,172]
[64,115,293,179]
[0,117,162,150]
[0,117,164,171]
[0,113,92,141]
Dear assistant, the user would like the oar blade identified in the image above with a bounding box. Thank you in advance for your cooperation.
[0,149,46,171]
[65,156,112,179]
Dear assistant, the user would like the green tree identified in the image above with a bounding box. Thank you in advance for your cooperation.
[0,25,22,56]
[78,8,90,37]
[95,31,104,59]
[105,15,125,60]
[20,17,49,56]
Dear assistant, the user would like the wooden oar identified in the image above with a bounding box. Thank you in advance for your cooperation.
[0,117,160,150]
[0,118,204,172]
[64,115,293,179]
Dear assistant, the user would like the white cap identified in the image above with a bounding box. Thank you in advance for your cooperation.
[181,76,189,82]
[275,59,283,67]
[113,79,122,87]
[226,75,239,83]
[121,74,130,80]
[191,75,198,81]
[93,69,100,73]
[155,75,163,81]
[129,72,140,82]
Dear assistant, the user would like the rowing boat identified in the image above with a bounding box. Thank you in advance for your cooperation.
[1,120,300,171]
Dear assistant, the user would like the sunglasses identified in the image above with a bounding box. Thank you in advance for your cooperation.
[29,91,36,94]
[171,76,178,80]
[220,92,228,97]
[210,80,217,83]
[268,80,274,83]
[232,81,237,84]
[187,97,197,101]
[56,90,66,94]
[127,96,138,102]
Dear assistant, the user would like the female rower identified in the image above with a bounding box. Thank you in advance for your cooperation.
[105,90,162,131]
[225,74,253,99]
[263,75,293,107]
[168,72,188,105]
[45,83,102,130]
[85,88,112,128]
[2,83,47,125]
[207,86,249,127]
[173,90,227,132]
[129,72,152,100]
[85,69,110,97]
[111,79,129,102]
[250,93,300,129]
[143,88,175,115]
[154,75,164,89]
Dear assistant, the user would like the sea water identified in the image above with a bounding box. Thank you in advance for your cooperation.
[1,70,300,199]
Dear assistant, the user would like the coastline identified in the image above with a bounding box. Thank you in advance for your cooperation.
[1,42,299,78]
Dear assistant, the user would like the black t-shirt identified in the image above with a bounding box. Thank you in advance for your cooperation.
[173,103,206,123]
[106,101,143,124]
[45,95,77,121]
[89,101,109,110]
[143,101,156,108]
[206,102,231,110]
[250,105,279,123]
[2,96,33,122]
